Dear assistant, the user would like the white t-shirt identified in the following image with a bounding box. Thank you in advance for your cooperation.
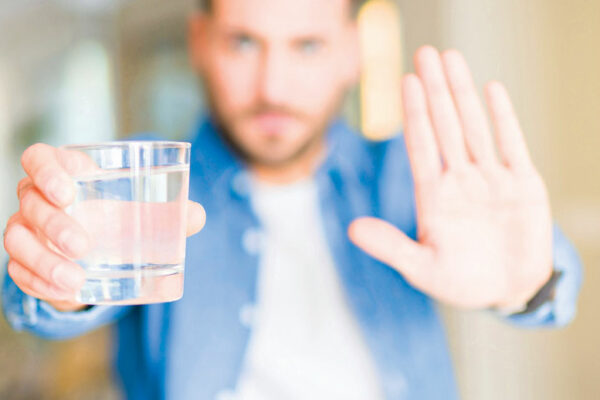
[232,176,384,400]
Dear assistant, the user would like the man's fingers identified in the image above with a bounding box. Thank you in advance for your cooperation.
[401,74,442,186]
[19,185,90,258]
[5,211,23,229]
[3,223,85,294]
[55,147,101,176]
[186,200,206,237]
[485,81,534,172]
[348,217,433,287]
[7,259,71,301]
[414,45,469,170]
[17,177,34,200]
[21,143,76,207]
[441,50,497,166]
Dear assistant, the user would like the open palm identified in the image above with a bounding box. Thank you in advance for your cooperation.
[349,46,553,310]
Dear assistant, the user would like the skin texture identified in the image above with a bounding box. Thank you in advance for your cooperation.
[3,0,552,312]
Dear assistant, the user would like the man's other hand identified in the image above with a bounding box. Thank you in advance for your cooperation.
[349,46,553,310]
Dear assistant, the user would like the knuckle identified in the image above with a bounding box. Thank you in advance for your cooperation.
[35,164,57,184]
[23,266,38,290]
[30,247,52,274]
[7,261,41,299]
[6,260,18,279]
[30,276,52,299]
[58,149,81,174]
[19,187,38,214]
[7,260,33,293]
[34,252,66,285]
[6,212,20,227]
[41,211,65,238]
[3,225,21,253]
[16,178,32,198]
[404,102,425,119]
[449,162,472,179]
[451,80,470,96]
[21,143,46,168]
[428,79,448,96]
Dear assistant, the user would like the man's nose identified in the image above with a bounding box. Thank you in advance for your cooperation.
[257,47,289,105]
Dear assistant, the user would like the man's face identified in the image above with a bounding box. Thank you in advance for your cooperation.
[189,0,359,167]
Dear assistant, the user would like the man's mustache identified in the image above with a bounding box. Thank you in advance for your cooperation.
[241,103,307,121]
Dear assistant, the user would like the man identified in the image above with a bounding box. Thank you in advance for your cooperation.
[2,0,583,399]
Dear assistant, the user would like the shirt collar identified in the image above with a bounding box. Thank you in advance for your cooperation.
[188,114,360,196]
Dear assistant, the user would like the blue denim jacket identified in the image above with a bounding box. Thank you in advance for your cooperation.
[2,117,583,400]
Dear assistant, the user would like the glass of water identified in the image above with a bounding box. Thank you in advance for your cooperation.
[60,141,191,305]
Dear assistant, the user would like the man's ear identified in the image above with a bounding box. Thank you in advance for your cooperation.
[188,12,210,73]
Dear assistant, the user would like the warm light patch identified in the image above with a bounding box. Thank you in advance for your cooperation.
[358,0,403,140]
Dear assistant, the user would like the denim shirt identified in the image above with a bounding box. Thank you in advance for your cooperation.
[2,117,583,400]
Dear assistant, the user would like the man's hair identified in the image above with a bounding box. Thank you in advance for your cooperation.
[197,0,367,18]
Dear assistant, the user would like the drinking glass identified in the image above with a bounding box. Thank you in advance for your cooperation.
[60,141,191,305]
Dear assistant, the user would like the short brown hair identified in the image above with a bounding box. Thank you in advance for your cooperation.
[197,0,367,18]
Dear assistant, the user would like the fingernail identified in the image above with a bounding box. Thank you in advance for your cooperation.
[46,177,73,205]
[59,229,88,256]
[53,264,85,292]
[50,287,74,300]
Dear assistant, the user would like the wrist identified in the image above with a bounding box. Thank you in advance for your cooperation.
[495,269,562,316]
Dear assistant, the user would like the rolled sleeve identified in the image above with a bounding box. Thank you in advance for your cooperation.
[2,269,131,340]
[503,223,583,328]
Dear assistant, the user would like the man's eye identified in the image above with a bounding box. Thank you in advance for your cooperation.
[232,35,258,52]
[297,40,322,55]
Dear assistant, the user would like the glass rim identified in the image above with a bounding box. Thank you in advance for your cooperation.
[60,140,191,151]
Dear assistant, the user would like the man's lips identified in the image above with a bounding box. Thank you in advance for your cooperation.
[251,112,295,134]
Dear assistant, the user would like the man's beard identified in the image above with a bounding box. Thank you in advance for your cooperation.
[206,94,346,169]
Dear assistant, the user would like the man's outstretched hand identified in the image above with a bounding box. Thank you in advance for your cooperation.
[348,46,553,310]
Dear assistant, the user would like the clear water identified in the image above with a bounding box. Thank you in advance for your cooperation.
[68,164,189,304]
[76,263,184,304]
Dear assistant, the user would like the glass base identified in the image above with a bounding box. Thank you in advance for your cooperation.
[76,264,184,305]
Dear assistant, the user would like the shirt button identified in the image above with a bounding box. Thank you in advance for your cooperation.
[238,303,257,328]
[385,371,408,397]
[22,296,38,324]
[242,228,264,255]
[215,389,236,400]
[231,171,251,196]
[6,312,23,330]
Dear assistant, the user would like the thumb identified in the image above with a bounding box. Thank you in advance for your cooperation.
[186,200,206,237]
[348,217,432,284]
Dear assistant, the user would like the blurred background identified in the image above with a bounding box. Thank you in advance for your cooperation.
[0,0,599,398]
